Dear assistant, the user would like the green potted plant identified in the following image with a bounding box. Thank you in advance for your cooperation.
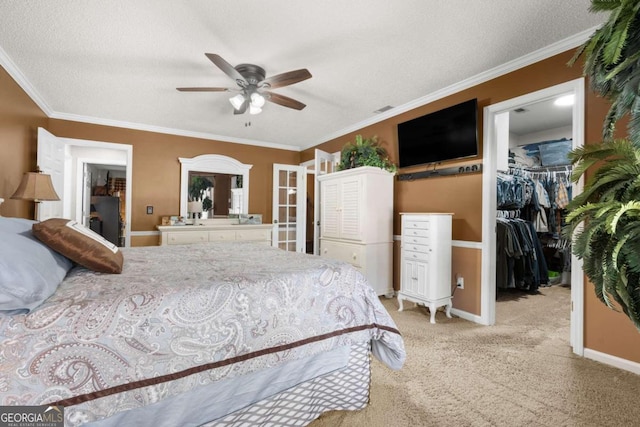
[564,0,640,329]
[188,175,213,218]
[337,134,397,173]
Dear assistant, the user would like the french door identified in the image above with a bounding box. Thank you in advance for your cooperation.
[272,164,306,252]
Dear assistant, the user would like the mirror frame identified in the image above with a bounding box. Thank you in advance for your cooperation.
[179,154,252,219]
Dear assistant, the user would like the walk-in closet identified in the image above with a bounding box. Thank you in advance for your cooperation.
[496,95,574,298]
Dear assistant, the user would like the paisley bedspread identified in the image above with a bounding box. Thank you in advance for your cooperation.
[0,242,405,425]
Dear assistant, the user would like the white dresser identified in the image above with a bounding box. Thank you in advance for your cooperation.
[398,213,453,323]
[157,221,272,246]
[317,166,395,297]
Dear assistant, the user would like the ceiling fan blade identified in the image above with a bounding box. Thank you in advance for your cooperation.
[265,91,306,110]
[176,87,230,92]
[262,69,312,89]
[205,53,247,87]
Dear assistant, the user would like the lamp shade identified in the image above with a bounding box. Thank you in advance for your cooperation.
[250,92,265,108]
[11,172,60,202]
[229,94,246,110]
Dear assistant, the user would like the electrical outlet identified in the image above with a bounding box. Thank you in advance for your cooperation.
[456,276,464,289]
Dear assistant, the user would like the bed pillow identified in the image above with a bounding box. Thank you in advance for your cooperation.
[32,218,124,274]
[0,217,73,312]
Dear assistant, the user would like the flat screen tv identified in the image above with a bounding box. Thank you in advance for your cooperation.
[397,98,478,168]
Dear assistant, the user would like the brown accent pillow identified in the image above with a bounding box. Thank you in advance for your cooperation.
[32,218,123,274]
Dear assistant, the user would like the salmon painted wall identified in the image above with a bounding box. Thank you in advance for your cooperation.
[0,66,48,219]
[46,119,300,246]
[302,50,640,364]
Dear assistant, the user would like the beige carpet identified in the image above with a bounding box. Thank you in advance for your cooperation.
[309,285,640,427]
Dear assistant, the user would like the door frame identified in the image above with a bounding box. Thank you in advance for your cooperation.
[481,78,585,355]
[300,150,339,255]
[38,128,133,247]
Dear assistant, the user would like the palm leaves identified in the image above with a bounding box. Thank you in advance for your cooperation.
[563,140,640,328]
[565,0,640,330]
[570,0,640,145]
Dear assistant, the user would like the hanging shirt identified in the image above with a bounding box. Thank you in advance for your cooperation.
[535,180,550,208]
[556,178,569,209]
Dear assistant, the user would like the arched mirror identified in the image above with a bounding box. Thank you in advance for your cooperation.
[179,154,252,220]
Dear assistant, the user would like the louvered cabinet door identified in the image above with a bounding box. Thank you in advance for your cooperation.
[338,175,363,241]
[320,179,340,239]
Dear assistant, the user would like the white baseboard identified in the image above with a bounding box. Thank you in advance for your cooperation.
[450,308,484,324]
[583,348,640,376]
[130,230,160,237]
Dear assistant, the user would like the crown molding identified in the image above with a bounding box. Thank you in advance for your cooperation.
[49,111,301,152]
[0,45,53,116]
[302,26,599,151]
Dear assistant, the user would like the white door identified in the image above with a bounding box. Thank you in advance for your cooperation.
[313,149,337,254]
[272,164,306,252]
[81,163,92,227]
[37,127,68,221]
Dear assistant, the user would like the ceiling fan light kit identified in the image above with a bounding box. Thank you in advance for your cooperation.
[178,53,312,115]
[229,93,246,110]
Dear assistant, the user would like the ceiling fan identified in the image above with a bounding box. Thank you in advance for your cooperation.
[177,53,312,115]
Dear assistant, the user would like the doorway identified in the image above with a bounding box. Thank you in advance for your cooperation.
[38,128,133,247]
[80,163,127,247]
[482,78,585,356]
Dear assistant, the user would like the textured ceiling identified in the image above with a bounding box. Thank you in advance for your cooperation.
[0,1,605,151]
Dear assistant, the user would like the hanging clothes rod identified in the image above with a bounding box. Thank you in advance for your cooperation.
[511,164,572,172]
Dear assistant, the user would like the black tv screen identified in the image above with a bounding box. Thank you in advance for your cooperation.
[397,98,478,168]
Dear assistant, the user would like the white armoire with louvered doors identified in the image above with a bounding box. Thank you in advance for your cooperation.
[317,166,395,297]
[398,212,453,324]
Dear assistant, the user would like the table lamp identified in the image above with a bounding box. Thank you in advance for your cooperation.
[11,170,60,220]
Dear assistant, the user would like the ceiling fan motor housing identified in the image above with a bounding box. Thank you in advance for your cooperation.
[235,64,266,86]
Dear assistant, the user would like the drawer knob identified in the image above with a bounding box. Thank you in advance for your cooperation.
[352,254,357,260]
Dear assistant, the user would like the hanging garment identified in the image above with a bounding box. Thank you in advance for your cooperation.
[496,218,548,291]
[556,177,569,209]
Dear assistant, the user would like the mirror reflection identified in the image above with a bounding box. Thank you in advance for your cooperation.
[187,172,244,218]
[179,154,252,220]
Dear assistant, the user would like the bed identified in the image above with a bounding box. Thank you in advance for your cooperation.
[0,217,405,426]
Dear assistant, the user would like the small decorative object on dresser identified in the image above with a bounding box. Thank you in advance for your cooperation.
[398,212,454,324]
[317,166,395,297]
